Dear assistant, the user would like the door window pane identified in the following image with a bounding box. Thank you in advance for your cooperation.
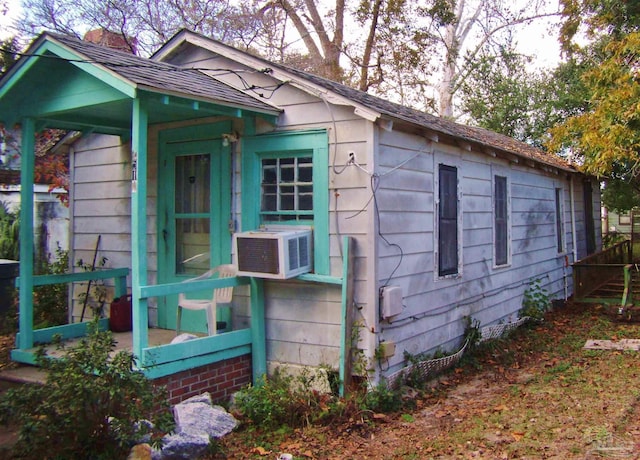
[176,218,210,275]
[175,154,210,214]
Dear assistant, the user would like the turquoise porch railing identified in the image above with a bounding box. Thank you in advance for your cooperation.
[12,267,129,363]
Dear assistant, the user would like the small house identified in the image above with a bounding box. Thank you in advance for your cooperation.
[0,30,601,402]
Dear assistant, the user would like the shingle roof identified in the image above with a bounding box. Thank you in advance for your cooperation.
[167,31,573,172]
[274,65,575,172]
[44,32,280,115]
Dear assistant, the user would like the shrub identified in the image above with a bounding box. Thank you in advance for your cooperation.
[0,202,18,261]
[32,244,70,328]
[363,380,403,413]
[234,368,332,430]
[521,278,550,320]
[0,319,174,459]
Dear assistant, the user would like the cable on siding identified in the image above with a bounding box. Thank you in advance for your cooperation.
[379,274,551,331]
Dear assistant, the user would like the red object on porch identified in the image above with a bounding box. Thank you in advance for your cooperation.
[109,295,132,332]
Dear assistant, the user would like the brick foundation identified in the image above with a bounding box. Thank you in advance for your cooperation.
[153,354,252,405]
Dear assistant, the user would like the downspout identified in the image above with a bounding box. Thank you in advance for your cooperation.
[570,175,578,264]
[567,174,579,302]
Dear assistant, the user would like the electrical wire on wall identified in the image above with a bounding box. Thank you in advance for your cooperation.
[345,145,432,290]
[379,274,551,332]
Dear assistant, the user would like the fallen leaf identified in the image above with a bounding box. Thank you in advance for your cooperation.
[373,413,387,419]
[493,404,509,412]
[302,450,314,458]
[251,446,270,456]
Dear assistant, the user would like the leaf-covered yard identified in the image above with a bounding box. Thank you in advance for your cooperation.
[1,303,639,459]
[214,303,640,459]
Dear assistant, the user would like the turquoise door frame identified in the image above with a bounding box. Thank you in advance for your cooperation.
[157,122,233,333]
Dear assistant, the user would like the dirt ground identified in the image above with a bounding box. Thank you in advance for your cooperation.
[217,304,640,459]
[2,303,640,459]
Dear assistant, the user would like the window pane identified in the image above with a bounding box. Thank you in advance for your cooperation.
[176,218,210,275]
[280,190,295,210]
[263,165,277,184]
[175,154,210,214]
[281,165,295,182]
[299,164,313,182]
[262,191,277,211]
[299,193,313,210]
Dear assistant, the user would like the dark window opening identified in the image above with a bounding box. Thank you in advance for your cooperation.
[439,164,458,276]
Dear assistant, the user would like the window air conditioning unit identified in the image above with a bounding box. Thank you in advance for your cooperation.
[233,227,313,279]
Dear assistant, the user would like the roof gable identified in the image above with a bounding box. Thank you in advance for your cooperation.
[0,32,280,132]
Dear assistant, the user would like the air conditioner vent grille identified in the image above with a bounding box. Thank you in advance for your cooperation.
[237,237,279,274]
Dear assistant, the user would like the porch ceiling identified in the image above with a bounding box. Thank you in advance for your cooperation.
[0,32,281,135]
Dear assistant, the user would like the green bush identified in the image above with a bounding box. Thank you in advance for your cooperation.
[0,319,174,459]
[234,366,408,431]
[0,202,18,261]
[521,278,550,320]
[363,381,403,413]
[32,244,70,328]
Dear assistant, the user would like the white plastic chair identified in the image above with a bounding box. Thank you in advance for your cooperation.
[176,264,237,336]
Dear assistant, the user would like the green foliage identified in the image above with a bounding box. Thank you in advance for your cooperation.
[0,36,18,77]
[602,231,627,249]
[461,45,546,146]
[462,44,591,150]
[0,318,174,459]
[521,278,551,320]
[234,369,329,430]
[463,316,482,349]
[0,202,19,260]
[234,365,408,431]
[32,244,69,328]
[363,380,402,413]
[548,32,640,206]
[601,169,640,212]
[76,254,109,318]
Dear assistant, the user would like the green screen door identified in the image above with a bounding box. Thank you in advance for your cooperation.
[157,123,232,333]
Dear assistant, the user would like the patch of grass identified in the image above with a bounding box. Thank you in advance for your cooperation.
[400,413,415,423]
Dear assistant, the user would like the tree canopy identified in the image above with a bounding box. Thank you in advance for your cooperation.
[12,0,560,118]
[548,1,640,211]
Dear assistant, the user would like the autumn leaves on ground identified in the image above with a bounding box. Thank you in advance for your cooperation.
[217,304,640,459]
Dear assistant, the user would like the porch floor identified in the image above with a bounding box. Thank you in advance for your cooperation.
[0,327,182,384]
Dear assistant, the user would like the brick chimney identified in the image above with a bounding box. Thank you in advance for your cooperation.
[83,28,137,54]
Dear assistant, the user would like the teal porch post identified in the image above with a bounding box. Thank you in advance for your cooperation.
[17,117,35,350]
[131,98,149,358]
[249,277,266,383]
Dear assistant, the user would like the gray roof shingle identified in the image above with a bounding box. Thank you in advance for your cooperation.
[45,32,280,115]
[274,64,575,172]
[173,31,573,172]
